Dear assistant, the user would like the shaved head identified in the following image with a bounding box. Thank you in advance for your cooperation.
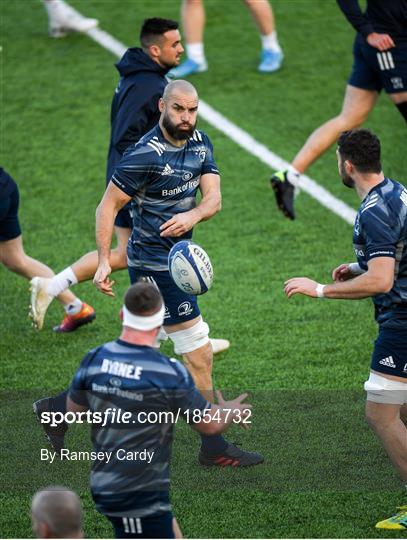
[159,80,199,142]
[162,80,198,102]
[31,486,83,538]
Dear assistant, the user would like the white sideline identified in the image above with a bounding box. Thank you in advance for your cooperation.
[86,26,356,226]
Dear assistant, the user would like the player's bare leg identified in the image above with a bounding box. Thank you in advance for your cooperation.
[271,85,378,219]
[165,316,263,467]
[244,0,275,34]
[0,235,76,306]
[365,401,407,481]
[168,0,207,77]
[29,226,129,330]
[0,235,93,331]
[401,404,407,424]
[70,226,130,282]
[165,316,213,397]
[244,0,283,72]
[291,85,378,173]
[181,0,205,44]
[173,517,183,539]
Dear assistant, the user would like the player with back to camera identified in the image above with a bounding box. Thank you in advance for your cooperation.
[30,17,228,351]
[64,281,252,539]
[284,129,407,530]
[271,0,407,221]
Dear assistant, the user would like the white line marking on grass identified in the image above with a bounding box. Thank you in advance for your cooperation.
[87,27,126,57]
[86,27,356,226]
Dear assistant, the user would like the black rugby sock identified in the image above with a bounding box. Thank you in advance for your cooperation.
[200,434,228,456]
[50,389,69,414]
[396,101,407,122]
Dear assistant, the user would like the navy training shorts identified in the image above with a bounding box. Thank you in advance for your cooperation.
[0,178,22,241]
[349,35,407,94]
[107,511,174,539]
[128,266,200,326]
[371,326,407,378]
[115,203,133,229]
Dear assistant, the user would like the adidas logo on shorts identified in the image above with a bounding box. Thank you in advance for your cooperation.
[379,355,396,369]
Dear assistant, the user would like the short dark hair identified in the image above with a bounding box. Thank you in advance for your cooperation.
[337,129,382,173]
[140,18,179,49]
[124,281,163,316]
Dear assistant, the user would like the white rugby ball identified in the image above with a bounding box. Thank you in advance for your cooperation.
[168,241,213,295]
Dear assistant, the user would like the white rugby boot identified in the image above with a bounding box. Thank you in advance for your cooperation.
[210,338,230,355]
[44,0,98,38]
[30,277,54,330]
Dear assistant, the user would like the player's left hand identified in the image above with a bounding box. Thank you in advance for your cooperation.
[284,277,318,298]
[160,211,198,237]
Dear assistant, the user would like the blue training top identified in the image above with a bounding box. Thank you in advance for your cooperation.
[353,177,407,328]
[69,340,209,517]
[111,124,220,271]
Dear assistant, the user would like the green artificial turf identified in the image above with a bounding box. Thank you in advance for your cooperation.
[1,0,406,537]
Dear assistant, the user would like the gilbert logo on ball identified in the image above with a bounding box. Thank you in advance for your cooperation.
[168,240,213,295]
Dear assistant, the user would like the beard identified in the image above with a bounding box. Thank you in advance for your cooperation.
[162,112,196,141]
[340,161,355,189]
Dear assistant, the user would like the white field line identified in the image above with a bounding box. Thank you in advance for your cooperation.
[86,26,356,226]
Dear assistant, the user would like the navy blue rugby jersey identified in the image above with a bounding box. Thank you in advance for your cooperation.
[111,124,220,271]
[69,340,209,517]
[353,178,407,328]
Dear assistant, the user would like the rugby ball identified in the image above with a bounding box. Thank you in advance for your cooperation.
[168,241,213,295]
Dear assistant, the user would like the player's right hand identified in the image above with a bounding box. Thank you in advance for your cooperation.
[367,32,395,51]
[93,261,115,297]
[332,263,354,282]
[216,390,252,430]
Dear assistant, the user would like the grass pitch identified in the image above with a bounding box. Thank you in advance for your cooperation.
[1,0,406,538]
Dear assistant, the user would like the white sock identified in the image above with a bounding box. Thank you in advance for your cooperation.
[186,43,206,65]
[43,0,61,12]
[286,166,300,185]
[261,31,282,54]
[64,298,83,315]
[47,267,78,297]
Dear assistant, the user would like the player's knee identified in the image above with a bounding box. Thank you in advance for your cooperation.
[167,318,210,356]
[2,252,27,274]
[365,403,380,430]
[365,401,398,433]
